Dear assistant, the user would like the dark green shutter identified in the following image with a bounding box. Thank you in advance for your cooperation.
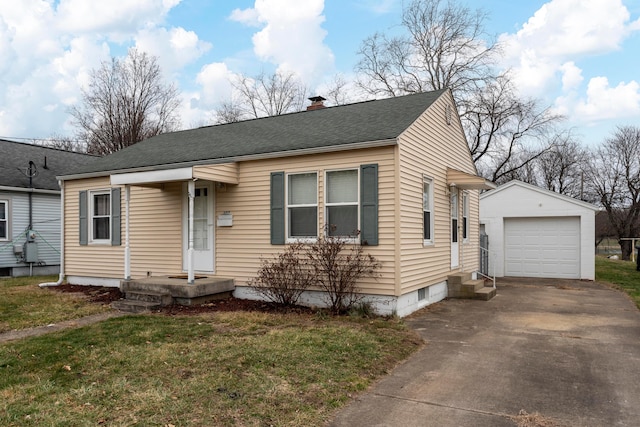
[360,164,378,246]
[270,172,285,245]
[79,191,88,245]
[111,187,121,246]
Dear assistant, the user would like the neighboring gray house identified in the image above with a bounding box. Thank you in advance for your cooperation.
[0,140,96,276]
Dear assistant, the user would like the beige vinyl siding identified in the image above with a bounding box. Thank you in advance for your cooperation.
[193,163,239,184]
[129,182,182,277]
[64,177,124,278]
[215,146,397,295]
[397,91,481,294]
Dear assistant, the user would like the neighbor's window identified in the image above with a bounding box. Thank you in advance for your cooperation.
[462,192,469,242]
[423,177,433,244]
[90,190,111,242]
[287,172,318,239]
[326,169,359,237]
[0,200,8,240]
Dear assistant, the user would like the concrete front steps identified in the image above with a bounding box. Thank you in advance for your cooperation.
[447,272,496,301]
[111,276,235,313]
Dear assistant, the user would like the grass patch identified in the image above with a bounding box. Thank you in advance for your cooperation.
[0,312,421,426]
[0,276,112,333]
[595,256,640,309]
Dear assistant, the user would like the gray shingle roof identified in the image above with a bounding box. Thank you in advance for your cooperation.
[0,140,97,190]
[63,89,447,178]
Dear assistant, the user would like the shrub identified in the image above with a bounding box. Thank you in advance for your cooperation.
[248,243,314,306]
[307,231,381,315]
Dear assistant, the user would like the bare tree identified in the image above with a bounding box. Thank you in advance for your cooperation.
[70,48,181,155]
[33,134,87,153]
[535,132,589,198]
[213,99,246,124]
[355,0,499,99]
[466,75,563,183]
[236,71,307,118]
[587,125,640,260]
[324,73,353,106]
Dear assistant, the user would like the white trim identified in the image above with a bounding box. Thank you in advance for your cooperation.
[59,139,398,181]
[325,168,359,239]
[0,185,60,195]
[286,171,318,241]
[124,185,131,280]
[110,167,193,185]
[422,175,434,246]
[0,199,9,241]
[89,189,111,244]
[462,191,469,243]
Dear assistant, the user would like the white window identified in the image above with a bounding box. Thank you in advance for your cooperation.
[462,192,469,242]
[287,172,318,239]
[423,177,433,244]
[90,190,111,243]
[326,169,359,237]
[0,200,8,240]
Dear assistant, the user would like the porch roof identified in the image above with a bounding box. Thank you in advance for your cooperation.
[110,163,239,185]
[446,168,496,190]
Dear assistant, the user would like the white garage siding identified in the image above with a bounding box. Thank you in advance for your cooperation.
[504,217,580,279]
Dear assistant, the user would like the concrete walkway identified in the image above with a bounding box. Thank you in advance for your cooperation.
[330,278,640,427]
[0,311,127,343]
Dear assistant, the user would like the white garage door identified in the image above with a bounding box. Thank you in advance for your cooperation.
[504,217,580,279]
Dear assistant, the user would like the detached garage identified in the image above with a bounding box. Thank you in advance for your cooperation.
[480,181,598,280]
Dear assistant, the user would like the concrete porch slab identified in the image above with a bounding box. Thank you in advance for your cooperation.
[121,276,234,305]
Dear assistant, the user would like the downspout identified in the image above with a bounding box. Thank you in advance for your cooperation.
[39,180,65,287]
[187,179,195,284]
[124,184,131,281]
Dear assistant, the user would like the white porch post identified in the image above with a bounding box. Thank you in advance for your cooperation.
[187,180,195,284]
[124,185,131,280]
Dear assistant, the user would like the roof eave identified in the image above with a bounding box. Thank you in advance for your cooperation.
[57,138,398,181]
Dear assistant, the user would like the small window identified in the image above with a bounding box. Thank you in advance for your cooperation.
[326,169,359,237]
[451,192,458,243]
[0,200,8,240]
[90,190,111,242]
[287,172,318,239]
[462,192,469,242]
[423,177,433,244]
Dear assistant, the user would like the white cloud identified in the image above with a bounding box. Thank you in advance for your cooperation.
[135,26,212,76]
[559,61,583,92]
[499,0,639,96]
[231,0,334,84]
[572,77,640,121]
[55,0,180,36]
[195,62,236,107]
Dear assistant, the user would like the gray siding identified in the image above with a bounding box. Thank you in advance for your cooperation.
[0,190,61,269]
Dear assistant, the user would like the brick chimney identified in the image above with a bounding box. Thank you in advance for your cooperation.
[307,96,326,111]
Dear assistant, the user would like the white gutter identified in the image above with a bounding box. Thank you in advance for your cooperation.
[57,138,398,181]
[124,185,131,280]
[39,180,65,287]
[0,185,60,195]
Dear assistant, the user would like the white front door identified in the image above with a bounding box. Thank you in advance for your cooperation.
[451,189,459,268]
[183,182,215,272]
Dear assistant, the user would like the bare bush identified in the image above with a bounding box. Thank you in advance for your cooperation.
[248,243,314,306]
[307,231,381,314]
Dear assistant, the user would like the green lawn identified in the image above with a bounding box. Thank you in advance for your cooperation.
[0,277,422,426]
[0,276,112,333]
[595,256,640,309]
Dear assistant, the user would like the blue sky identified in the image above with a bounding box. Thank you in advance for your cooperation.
[0,0,638,146]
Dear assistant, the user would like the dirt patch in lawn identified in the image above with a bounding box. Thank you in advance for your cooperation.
[52,285,316,315]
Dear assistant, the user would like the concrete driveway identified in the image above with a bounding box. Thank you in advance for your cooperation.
[330,278,640,427]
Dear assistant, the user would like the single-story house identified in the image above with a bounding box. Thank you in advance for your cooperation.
[0,140,95,276]
[480,180,598,280]
[57,89,494,316]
